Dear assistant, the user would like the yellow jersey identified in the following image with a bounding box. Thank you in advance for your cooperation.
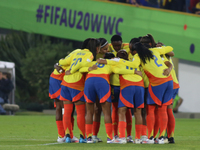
[162,55,180,89]
[60,49,94,91]
[108,46,173,86]
[79,61,114,84]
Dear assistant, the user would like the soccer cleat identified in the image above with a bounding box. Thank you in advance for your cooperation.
[65,137,71,143]
[142,136,155,144]
[164,137,169,144]
[168,137,175,144]
[127,136,134,143]
[155,136,165,144]
[134,139,142,144]
[79,137,87,143]
[87,137,96,143]
[113,137,127,144]
[113,135,119,140]
[141,135,148,142]
[92,135,103,142]
[107,138,115,144]
[71,136,79,143]
[57,136,66,143]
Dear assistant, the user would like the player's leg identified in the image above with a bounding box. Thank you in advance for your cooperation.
[167,88,178,143]
[114,86,134,144]
[96,78,113,143]
[141,88,148,142]
[92,97,103,142]
[101,101,113,143]
[126,109,133,142]
[85,102,95,143]
[84,77,97,143]
[133,86,144,144]
[111,85,120,139]
[60,85,74,143]
[156,81,173,144]
[55,99,65,142]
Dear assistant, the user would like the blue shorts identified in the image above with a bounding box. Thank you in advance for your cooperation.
[49,77,61,99]
[147,80,173,106]
[60,85,85,102]
[118,86,144,108]
[84,77,111,103]
[111,85,120,103]
[173,88,179,99]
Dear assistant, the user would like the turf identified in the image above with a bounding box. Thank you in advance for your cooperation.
[0,114,200,150]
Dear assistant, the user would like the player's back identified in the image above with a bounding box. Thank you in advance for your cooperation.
[140,50,172,86]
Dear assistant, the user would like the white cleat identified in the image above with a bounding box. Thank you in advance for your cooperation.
[127,136,134,143]
[107,138,115,144]
[113,137,127,144]
[57,136,66,143]
[134,139,142,144]
[155,137,165,144]
[92,135,103,142]
[141,135,148,142]
[142,138,155,144]
[164,137,169,144]
[87,137,96,143]
[71,136,79,143]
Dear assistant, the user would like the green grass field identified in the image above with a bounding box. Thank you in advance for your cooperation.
[0,113,200,150]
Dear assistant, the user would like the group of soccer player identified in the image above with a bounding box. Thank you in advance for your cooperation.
[49,33,179,144]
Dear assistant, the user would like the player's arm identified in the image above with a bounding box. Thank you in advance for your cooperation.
[112,66,142,77]
[70,53,94,74]
[163,61,173,76]
[119,56,140,68]
[79,64,98,73]
[59,50,77,66]
[151,46,173,55]
[166,51,174,57]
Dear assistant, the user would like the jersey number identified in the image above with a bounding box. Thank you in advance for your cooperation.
[70,58,82,69]
[153,55,162,67]
[96,63,105,68]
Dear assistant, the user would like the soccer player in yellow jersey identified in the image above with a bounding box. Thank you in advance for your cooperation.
[79,60,115,144]
[49,64,66,143]
[92,38,109,142]
[108,51,133,143]
[140,35,175,143]
[59,38,100,143]
[130,37,149,141]
[162,54,180,144]
[49,54,80,143]
[107,42,174,144]
[111,50,144,144]
[108,34,132,59]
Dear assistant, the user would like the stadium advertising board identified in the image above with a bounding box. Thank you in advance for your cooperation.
[0,0,199,62]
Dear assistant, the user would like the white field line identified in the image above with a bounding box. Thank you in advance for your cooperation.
[0,142,62,147]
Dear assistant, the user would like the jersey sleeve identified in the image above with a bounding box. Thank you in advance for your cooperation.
[150,46,173,55]
[58,50,77,66]
[70,52,94,74]
[79,67,89,73]
[119,56,140,68]
[107,58,120,65]
[112,66,135,74]
[59,57,71,66]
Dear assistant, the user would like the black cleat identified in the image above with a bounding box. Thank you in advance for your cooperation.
[168,137,175,144]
